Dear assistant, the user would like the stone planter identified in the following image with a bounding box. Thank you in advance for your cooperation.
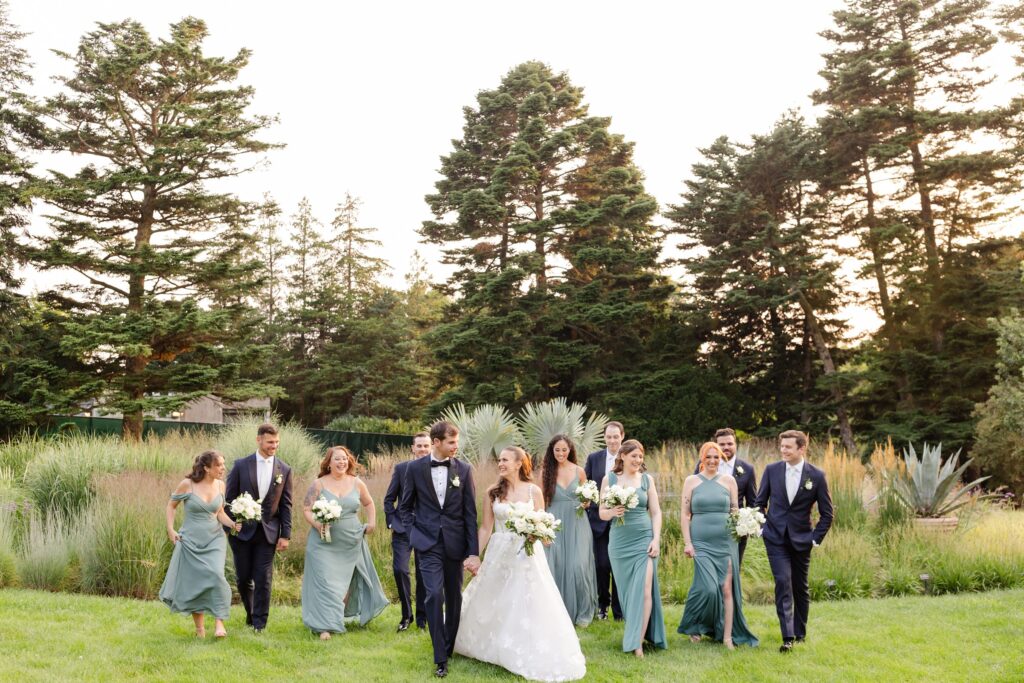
[913,516,959,533]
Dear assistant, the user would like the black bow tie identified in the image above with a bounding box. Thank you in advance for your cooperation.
[431,460,451,468]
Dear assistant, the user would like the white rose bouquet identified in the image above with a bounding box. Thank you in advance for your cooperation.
[727,507,766,541]
[505,501,561,557]
[602,484,639,526]
[575,480,600,517]
[311,495,343,543]
[228,492,262,535]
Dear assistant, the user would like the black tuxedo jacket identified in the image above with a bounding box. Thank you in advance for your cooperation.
[692,457,757,508]
[398,456,479,560]
[754,460,833,552]
[584,449,613,536]
[384,459,412,533]
[224,452,293,543]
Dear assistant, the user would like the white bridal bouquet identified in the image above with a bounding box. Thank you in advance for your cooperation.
[575,480,601,517]
[228,492,262,534]
[727,507,766,541]
[602,484,639,526]
[505,501,562,557]
[311,495,343,543]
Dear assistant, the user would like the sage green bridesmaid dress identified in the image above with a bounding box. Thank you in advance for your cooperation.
[607,472,668,652]
[677,473,758,646]
[301,486,389,634]
[159,490,231,619]
[546,478,598,626]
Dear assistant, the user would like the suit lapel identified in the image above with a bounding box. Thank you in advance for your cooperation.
[773,462,790,510]
[247,453,259,498]
[423,457,442,508]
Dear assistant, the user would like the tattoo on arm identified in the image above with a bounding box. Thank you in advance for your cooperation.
[303,482,318,508]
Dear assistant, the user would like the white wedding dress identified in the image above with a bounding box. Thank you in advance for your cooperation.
[454,495,586,682]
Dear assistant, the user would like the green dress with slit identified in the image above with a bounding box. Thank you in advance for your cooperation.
[301,486,389,633]
[159,491,232,619]
[607,472,668,652]
[677,473,758,646]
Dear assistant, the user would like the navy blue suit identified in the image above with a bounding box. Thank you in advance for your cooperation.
[754,460,833,641]
[584,449,621,619]
[398,456,478,665]
[692,456,757,563]
[224,452,293,630]
[384,459,426,626]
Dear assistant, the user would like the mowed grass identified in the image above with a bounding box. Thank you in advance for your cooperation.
[1,588,1022,682]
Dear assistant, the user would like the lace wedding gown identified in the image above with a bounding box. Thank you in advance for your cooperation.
[454,497,587,682]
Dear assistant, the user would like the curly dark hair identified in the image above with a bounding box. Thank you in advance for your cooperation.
[318,445,360,477]
[541,434,577,507]
[187,450,223,482]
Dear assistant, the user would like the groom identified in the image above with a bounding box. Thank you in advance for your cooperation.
[224,423,293,632]
[399,420,479,678]
[755,430,833,652]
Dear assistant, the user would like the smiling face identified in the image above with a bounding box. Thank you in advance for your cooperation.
[434,433,459,461]
[552,439,571,464]
[205,454,226,480]
[331,449,349,476]
[605,425,623,455]
[702,447,721,474]
[622,446,644,473]
[715,434,736,461]
[412,435,431,458]
[497,448,521,481]
[257,433,280,458]
[780,437,805,465]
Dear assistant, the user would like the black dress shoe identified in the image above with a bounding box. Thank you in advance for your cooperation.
[613,614,624,622]
[597,609,608,621]
[779,641,794,653]
[434,662,448,678]
[795,636,806,643]
[397,620,411,632]
[416,620,427,630]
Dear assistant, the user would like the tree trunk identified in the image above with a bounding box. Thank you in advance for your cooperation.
[794,289,857,456]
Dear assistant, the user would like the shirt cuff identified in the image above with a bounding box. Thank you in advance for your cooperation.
[812,540,819,547]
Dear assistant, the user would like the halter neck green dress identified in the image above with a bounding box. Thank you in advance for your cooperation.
[677,473,758,646]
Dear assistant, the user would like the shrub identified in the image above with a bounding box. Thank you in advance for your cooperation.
[325,414,424,435]
[0,510,18,587]
[78,497,171,599]
[22,437,123,519]
[820,442,869,531]
[809,529,878,600]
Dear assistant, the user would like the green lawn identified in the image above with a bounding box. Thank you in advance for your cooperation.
[1,588,1021,682]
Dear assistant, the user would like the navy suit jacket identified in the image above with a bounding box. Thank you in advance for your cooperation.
[398,456,479,561]
[754,460,833,552]
[224,452,293,543]
[584,449,612,536]
[384,459,412,534]
[692,457,757,509]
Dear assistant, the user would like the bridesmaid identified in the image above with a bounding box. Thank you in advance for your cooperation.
[541,434,598,627]
[301,446,389,639]
[677,442,758,648]
[160,450,241,638]
[599,439,668,657]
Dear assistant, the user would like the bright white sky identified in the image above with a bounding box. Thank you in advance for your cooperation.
[9,1,1021,337]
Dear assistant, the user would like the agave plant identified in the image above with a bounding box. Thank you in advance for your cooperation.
[517,398,608,460]
[439,403,521,463]
[889,443,992,518]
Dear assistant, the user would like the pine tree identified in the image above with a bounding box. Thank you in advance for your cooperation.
[27,18,281,439]
[331,192,389,306]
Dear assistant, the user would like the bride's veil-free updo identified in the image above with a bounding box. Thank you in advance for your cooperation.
[488,445,533,503]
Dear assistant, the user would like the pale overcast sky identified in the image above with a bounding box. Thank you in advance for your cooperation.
[9,1,1020,335]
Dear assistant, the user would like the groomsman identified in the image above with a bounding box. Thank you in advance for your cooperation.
[224,423,293,632]
[693,427,757,563]
[584,421,624,621]
[384,431,432,631]
[755,430,833,652]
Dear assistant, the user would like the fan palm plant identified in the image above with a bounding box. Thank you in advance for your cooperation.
[439,403,521,463]
[517,398,608,460]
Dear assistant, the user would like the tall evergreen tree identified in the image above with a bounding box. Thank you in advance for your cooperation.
[28,18,281,439]
[331,192,389,305]
[422,61,673,412]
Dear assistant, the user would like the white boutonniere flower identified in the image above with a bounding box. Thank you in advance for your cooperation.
[736,465,745,475]
[804,478,813,491]
[275,473,283,486]
[451,476,461,488]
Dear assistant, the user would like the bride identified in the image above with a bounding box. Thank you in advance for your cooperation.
[454,446,586,682]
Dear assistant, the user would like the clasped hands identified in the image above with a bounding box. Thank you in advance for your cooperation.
[463,555,481,575]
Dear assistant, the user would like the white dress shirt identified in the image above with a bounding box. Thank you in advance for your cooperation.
[257,454,275,500]
[719,457,734,479]
[785,460,804,504]
[605,449,618,477]
[430,456,449,506]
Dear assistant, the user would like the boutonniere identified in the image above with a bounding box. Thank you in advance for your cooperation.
[275,473,283,486]
[451,475,461,488]
[736,465,745,475]
[803,478,813,491]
